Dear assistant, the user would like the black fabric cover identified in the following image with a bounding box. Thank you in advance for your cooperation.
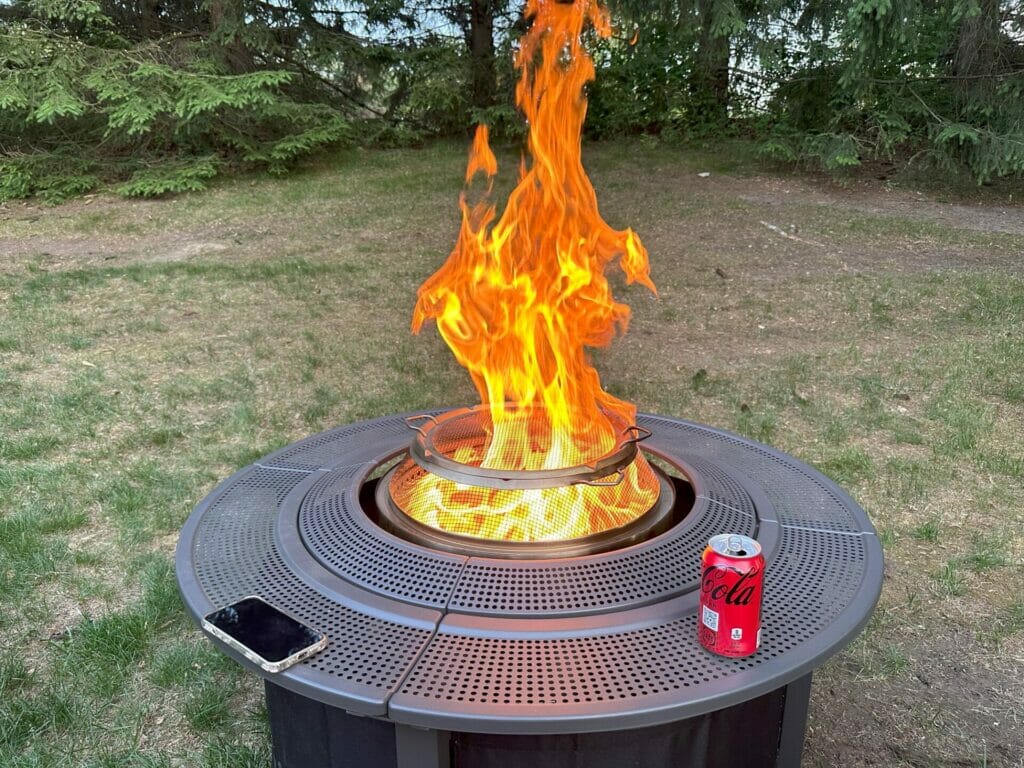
[266,679,796,768]
[451,686,787,768]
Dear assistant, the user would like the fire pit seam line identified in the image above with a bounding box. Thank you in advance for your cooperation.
[779,525,876,536]
[254,463,317,474]
[638,417,866,514]
[382,622,447,718]
[695,495,757,520]
[441,558,472,614]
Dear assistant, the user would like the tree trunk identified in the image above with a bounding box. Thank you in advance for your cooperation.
[690,0,730,124]
[209,0,255,74]
[468,0,497,111]
[952,0,1002,101]
[140,0,161,39]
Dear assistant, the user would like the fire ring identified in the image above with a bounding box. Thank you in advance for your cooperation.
[176,411,883,767]
[374,457,680,559]
[404,406,650,490]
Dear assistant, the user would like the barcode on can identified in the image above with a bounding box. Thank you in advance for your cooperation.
[702,604,719,631]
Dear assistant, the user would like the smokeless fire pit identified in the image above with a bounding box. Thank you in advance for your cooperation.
[175,410,883,768]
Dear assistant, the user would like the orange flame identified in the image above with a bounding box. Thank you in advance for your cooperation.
[404,0,658,541]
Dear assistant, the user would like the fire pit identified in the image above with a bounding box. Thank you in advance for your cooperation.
[176,3,882,764]
[175,411,882,767]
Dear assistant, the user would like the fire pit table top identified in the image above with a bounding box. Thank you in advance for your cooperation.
[176,411,883,734]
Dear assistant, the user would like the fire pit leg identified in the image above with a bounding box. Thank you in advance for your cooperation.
[265,681,398,768]
[777,673,813,767]
[396,724,451,768]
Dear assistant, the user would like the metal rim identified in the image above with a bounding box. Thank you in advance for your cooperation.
[404,406,651,490]
[708,533,762,559]
[374,462,678,559]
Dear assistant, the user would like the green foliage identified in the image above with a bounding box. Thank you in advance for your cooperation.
[116,158,220,198]
[393,43,473,136]
[469,104,524,141]
[756,0,1024,183]
[588,16,698,137]
[0,0,356,201]
[758,131,863,171]
[2,0,1022,199]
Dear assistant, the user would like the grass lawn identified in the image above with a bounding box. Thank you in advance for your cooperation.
[1,139,1022,767]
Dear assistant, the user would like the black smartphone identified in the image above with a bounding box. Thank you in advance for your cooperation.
[201,596,327,673]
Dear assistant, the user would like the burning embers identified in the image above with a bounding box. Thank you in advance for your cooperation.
[389,0,659,544]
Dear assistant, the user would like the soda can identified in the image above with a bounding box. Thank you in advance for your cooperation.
[698,533,764,657]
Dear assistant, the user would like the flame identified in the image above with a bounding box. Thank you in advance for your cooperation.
[401,0,658,542]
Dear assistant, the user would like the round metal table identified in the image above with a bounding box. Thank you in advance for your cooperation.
[176,412,883,767]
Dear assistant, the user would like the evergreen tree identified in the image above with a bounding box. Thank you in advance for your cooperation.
[760,0,1024,181]
[0,0,365,199]
[2,0,1021,201]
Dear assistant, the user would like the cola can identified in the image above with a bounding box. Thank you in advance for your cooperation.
[699,533,764,657]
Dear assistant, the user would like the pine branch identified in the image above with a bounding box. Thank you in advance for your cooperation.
[260,48,390,118]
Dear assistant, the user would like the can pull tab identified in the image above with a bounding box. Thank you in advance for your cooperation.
[727,535,744,554]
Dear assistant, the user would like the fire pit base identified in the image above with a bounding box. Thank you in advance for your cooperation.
[266,674,811,768]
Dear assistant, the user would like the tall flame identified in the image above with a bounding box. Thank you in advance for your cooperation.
[404,0,658,541]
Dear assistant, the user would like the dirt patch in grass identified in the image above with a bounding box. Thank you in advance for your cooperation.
[5,141,1023,283]
[812,629,1022,767]
[732,172,1024,235]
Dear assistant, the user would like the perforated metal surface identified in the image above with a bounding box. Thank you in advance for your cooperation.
[398,617,755,707]
[259,417,412,472]
[444,495,756,617]
[298,468,466,609]
[177,411,882,733]
[642,416,860,532]
[181,459,437,715]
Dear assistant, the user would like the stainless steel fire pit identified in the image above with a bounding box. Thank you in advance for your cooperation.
[175,411,883,768]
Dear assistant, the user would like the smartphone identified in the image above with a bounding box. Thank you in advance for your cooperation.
[201,596,327,673]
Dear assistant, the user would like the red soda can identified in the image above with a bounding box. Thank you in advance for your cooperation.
[699,533,764,657]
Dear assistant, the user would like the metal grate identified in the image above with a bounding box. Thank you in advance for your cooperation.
[761,526,866,650]
[447,496,754,617]
[299,469,466,609]
[395,618,763,708]
[685,455,760,515]
[439,450,756,616]
[189,465,433,705]
[393,511,869,713]
[193,466,309,606]
[260,417,412,472]
[643,416,863,532]
[412,405,635,474]
[388,453,661,543]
